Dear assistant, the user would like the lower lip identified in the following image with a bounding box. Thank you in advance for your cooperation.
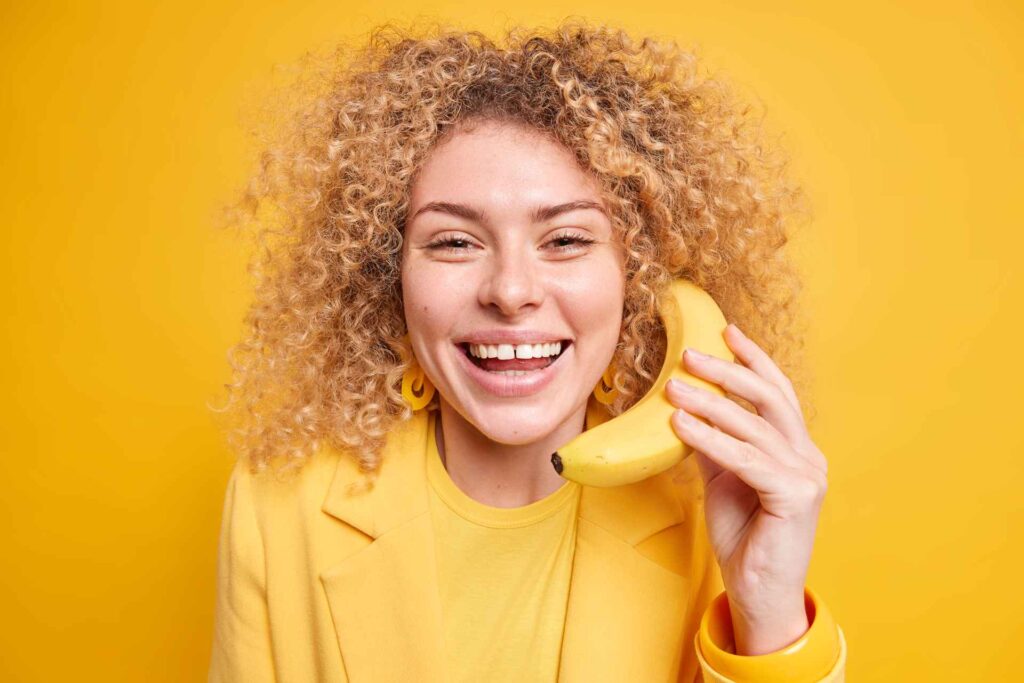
[454,344,569,398]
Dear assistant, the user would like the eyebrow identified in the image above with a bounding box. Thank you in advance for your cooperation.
[408,199,606,224]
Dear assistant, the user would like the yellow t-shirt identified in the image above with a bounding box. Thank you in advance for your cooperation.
[425,410,582,683]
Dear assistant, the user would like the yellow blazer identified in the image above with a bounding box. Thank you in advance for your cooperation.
[209,398,846,682]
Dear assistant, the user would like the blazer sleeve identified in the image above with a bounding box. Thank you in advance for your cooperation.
[692,579,847,683]
[208,458,276,683]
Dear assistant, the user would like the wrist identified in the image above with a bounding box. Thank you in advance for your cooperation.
[696,587,843,681]
[728,593,809,655]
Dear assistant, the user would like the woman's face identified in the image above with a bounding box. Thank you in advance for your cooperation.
[401,119,625,444]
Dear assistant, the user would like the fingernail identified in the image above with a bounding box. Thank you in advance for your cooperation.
[669,379,695,392]
[685,348,708,360]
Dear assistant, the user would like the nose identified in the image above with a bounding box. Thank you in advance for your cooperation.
[479,247,545,317]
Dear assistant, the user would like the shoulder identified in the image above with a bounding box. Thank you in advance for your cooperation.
[224,411,428,531]
[224,446,349,528]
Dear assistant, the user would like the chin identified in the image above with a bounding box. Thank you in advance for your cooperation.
[452,392,587,446]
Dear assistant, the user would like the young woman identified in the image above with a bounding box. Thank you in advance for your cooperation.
[209,21,846,682]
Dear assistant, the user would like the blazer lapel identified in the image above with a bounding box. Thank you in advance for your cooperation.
[556,520,691,683]
[319,398,691,683]
[319,409,448,682]
[557,397,692,682]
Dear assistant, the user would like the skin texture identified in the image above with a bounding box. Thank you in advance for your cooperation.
[401,117,831,657]
[667,328,830,655]
[401,119,626,507]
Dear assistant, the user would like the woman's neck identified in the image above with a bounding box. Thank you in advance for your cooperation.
[434,399,586,508]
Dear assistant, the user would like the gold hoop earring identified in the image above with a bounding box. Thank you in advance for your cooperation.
[400,336,436,411]
[593,364,619,405]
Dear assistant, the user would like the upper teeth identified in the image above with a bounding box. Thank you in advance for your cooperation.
[468,341,563,360]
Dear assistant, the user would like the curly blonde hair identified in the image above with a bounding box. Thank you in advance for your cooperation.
[212,19,814,486]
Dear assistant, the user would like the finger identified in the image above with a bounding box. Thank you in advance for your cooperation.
[683,348,810,451]
[671,408,789,497]
[725,324,803,416]
[667,380,806,471]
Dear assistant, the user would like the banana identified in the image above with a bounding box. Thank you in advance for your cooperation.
[550,278,735,487]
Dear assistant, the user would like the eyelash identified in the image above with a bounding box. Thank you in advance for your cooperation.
[426,231,597,253]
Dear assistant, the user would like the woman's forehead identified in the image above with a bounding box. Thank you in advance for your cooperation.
[409,121,605,210]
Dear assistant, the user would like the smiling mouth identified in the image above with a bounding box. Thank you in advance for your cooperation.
[457,341,571,374]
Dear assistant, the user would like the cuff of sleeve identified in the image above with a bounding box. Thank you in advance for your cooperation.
[694,586,842,683]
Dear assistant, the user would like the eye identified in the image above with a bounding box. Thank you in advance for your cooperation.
[425,233,477,252]
[424,230,597,254]
[546,230,597,251]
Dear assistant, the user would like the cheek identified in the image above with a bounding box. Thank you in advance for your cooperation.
[563,271,625,332]
[403,296,438,340]
[562,298,624,359]
[402,259,438,311]
[401,272,429,338]
[402,274,466,340]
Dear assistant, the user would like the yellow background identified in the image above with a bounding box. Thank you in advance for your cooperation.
[2,1,1021,680]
